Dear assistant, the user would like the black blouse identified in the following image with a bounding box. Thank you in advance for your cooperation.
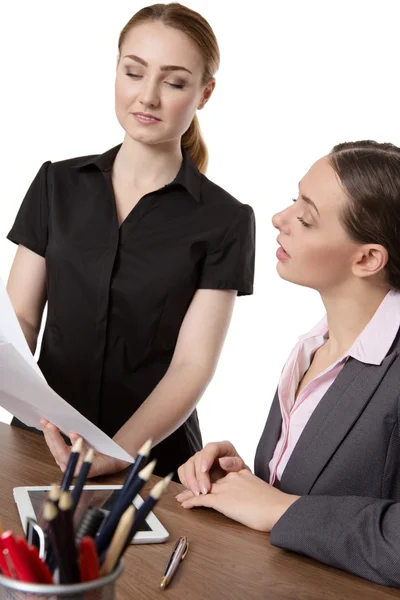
[7,145,255,475]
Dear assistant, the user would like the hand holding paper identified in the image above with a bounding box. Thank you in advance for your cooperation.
[0,278,134,465]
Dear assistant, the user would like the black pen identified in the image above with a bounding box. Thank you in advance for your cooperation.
[160,536,189,589]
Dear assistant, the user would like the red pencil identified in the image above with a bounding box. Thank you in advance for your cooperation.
[0,531,37,583]
[79,536,100,582]
[16,538,53,584]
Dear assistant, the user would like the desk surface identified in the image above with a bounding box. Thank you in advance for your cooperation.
[0,423,399,599]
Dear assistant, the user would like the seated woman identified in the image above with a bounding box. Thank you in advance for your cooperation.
[176,140,400,588]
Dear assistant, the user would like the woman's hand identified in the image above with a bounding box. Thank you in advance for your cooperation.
[40,419,130,478]
[176,469,300,532]
[177,440,250,496]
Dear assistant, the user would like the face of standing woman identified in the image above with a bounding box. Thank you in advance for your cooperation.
[115,21,215,147]
[272,155,388,294]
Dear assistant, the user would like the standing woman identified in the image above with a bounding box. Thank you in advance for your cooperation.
[6,3,255,478]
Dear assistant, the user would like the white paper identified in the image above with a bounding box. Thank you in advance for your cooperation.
[0,277,44,378]
[0,280,134,464]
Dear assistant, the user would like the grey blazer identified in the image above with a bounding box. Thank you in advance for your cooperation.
[254,329,400,587]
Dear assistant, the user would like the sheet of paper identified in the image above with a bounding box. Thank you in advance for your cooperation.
[0,278,43,378]
[0,343,134,464]
[0,279,134,464]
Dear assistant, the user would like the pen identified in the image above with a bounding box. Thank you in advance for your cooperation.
[15,537,53,584]
[75,507,107,546]
[0,539,12,578]
[71,448,94,512]
[0,530,38,583]
[160,536,189,589]
[79,536,100,582]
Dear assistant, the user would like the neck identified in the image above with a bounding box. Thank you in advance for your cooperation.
[320,280,390,356]
[113,134,183,188]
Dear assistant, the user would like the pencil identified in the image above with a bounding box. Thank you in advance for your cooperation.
[99,505,135,576]
[60,437,83,492]
[120,473,173,557]
[71,448,94,512]
[49,483,61,505]
[58,491,80,583]
[43,501,63,575]
[119,439,152,501]
[44,483,61,571]
[95,459,156,555]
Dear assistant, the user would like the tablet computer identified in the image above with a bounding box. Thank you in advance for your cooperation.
[13,485,169,544]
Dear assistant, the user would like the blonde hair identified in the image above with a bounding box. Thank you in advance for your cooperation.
[118,3,220,173]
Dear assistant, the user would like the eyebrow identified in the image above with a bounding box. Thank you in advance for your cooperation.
[123,54,192,75]
[297,184,320,217]
[301,195,320,216]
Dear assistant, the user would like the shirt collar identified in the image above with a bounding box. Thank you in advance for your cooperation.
[297,290,400,366]
[71,144,202,203]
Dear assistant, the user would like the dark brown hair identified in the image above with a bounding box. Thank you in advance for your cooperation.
[329,140,400,291]
[118,3,220,173]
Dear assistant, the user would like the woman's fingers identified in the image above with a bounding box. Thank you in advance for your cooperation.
[41,420,71,472]
[219,456,246,472]
[175,489,195,502]
[178,442,239,497]
[180,458,201,496]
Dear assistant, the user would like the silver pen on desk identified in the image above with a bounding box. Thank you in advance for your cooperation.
[160,536,189,589]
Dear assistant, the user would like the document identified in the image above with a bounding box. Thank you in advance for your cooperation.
[0,279,134,464]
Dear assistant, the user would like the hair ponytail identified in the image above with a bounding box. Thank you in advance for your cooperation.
[182,115,208,173]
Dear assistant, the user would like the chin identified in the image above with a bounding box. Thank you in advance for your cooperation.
[276,262,305,287]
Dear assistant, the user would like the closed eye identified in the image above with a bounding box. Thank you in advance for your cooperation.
[297,216,312,228]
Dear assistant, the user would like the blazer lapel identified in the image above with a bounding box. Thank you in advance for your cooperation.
[280,349,399,495]
[254,388,282,482]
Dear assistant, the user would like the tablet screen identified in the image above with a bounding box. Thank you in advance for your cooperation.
[29,488,151,532]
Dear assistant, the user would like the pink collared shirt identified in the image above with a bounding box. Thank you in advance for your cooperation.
[269,290,400,486]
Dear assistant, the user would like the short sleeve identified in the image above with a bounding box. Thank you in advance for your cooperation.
[198,204,255,296]
[7,161,51,257]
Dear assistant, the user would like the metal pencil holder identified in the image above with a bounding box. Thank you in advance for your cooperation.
[0,561,123,600]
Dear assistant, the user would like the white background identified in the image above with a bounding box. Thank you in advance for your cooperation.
[1,0,400,468]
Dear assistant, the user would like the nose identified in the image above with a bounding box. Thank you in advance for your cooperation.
[272,206,290,233]
[138,77,160,109]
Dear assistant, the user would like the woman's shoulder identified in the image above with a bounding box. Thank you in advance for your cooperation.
[200,173,254,219]
[46,145,121,174]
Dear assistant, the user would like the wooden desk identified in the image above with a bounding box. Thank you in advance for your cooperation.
[0,423,399,599]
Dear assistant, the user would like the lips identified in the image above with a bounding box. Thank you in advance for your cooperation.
[277,239,290,257]
[133,112,161,122]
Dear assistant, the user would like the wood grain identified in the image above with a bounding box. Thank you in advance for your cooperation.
[0,423,399,599]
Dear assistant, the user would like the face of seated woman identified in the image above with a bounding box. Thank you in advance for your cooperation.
[272,155,389,296]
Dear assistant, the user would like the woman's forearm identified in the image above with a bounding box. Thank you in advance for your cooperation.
[17,316,38,354]
[113,362,213,457]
